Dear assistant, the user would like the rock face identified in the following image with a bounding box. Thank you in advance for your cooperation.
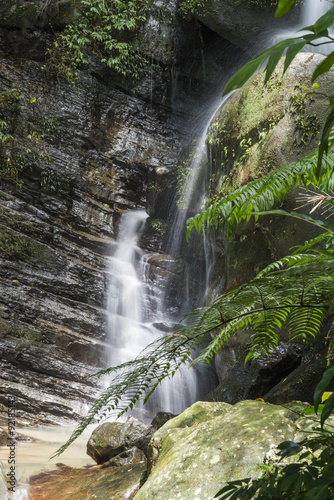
[0,17,194,423]
[194,0,301,53]
[208,344,302,404]
[134,400,316,500]
[0,0,257,425]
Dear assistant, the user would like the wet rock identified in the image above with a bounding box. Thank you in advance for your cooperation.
[138,0,191,66]
[101,447,146,468]
[28,462,146,500]
[0,15,191,424]
[151,411,176,430]
[0,428,37,446]
[264,350,333,405]
[194,0,301,53]
[207,344,302,404]
[87,421,154,465]
[146,166,175,220]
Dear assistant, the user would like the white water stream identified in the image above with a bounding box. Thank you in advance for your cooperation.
[272,0,333,53]
[106,209,199,418]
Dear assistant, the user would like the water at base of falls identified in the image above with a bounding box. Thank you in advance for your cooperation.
[0,425,96,499]
[105,210,198,419]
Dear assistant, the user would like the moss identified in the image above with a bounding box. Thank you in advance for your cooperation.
[0,311,48,347]
[0,228,62,270]
[1,1,40,27]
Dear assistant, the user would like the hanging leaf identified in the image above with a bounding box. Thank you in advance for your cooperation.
[275,0,297,18]
[312,52,334,82]
[314,365,334,413]
[314,7,334,35]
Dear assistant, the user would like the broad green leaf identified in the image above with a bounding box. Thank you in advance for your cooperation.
[314,365,334,411]
[284,41,308,73]
[317,105,334,177]
[314,7,334,34]
[223,50,272,95]
[320,391,334,427]
[312,51,334,82]
[265,46,286,83]
[275,0,296,18]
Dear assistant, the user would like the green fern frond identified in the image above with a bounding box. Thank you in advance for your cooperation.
[186,147,334,241]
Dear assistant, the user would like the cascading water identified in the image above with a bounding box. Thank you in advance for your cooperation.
[272,0,333,53]
[302,0,331,26]
[106,210,198,417]
[105,96,230,417]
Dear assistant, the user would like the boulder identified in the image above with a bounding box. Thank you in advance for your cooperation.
[151,411,176,430]
[264,350,333,405]
[133,399,314,500]
[100,447,146,468]
[87,421,154,465]
[193,0,301,53]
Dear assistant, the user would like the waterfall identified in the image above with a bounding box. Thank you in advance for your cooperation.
[272,0,333,53]
[302,0,331,26]
[106,210,198,417]
[105,94,227,418]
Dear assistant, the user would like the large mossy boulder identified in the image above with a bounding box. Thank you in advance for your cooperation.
[133,400,313,500]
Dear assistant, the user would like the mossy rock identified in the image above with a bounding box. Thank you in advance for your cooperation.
[134,400,313,500]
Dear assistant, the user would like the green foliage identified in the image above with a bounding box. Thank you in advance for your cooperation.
[0,88,25,186]
[215,365,334,499]
[177,0,215,18]
[47,0,154,81]
[186,148,334,240]
[149,218,165,235]
[289,84,321,149]
[248,0,278,9]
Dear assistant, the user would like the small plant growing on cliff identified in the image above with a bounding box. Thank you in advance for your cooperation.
[47,0,153,81]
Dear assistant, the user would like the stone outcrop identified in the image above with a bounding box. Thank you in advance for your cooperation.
[208,344,302,404]
[87,420,154,465]
[0,18,193,423]
[134,399,326,499]
[194,0,301,53]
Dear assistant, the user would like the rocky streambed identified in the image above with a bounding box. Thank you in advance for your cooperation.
[6,399,330,500]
